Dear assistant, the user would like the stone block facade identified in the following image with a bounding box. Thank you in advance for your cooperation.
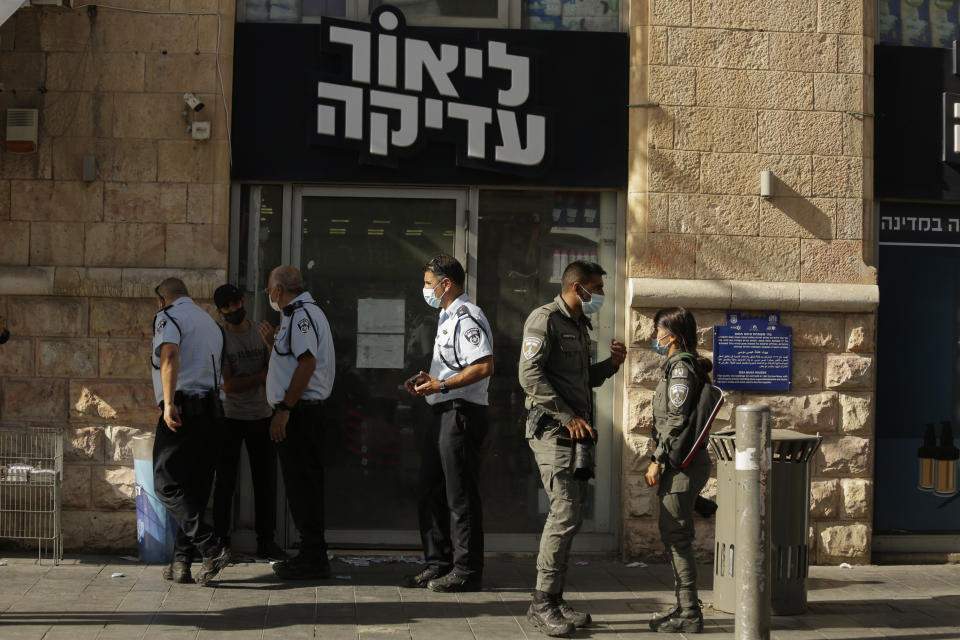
[624,0,877,565]
[0,3,233,552]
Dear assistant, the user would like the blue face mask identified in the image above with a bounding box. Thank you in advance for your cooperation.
[422,283,443,309]
[652,334,673,356]
[577,285,605,315]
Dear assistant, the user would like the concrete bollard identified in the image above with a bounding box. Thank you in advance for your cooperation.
[734,405,772,640]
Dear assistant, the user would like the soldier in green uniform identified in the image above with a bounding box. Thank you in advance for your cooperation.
[645,307,713,634]
[518,261,626,637]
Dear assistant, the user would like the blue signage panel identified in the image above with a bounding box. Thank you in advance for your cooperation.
[713,311,792,391]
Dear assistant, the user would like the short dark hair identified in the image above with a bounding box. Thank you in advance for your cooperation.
[213,284,243,309]
[156,277,188,299]
[561,261,606,290]
[423,255,465,287]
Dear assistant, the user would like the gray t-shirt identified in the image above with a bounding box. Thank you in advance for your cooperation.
[223,322,272,420]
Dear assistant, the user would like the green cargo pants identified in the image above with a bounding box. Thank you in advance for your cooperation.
[529,431,585,594]
[658,448,711,611]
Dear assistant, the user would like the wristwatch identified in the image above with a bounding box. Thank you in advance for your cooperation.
[276,401,293,412]
[440,381,450,394]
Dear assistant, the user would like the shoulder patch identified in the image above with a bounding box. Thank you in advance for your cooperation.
[522,336,543,360]
[669,384,689,408]
[464,327,482,346]
[297,317,310,334]
[671,364,688,379]
[156,319,166,333]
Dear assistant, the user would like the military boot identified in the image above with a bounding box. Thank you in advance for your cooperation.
[161,560,192,584]
[527,590,575,637]
[556,592,592,627]
[649,606,703,633]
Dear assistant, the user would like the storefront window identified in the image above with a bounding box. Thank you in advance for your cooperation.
[235,185,285,322]
[878,1,959,48]
[238,0,620,30]
[476,189,619,535]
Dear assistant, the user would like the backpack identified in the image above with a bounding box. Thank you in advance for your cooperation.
[667,354,725,470]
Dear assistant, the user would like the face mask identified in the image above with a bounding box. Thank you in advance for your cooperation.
[422,283,443,309]
[268,287,282,313]
[223,308,246,325]
[577,285,605,315]
[652,334,672,356]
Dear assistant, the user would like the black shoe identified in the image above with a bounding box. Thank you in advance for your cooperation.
[527,591,575,637]
[195,546,231,586]
[556,594,592,628]
[650,606,703,633]
[401,566,447,588]
[272,556,332,580]
[256,541,288,561]
[427,571,482,593]
[161,560,192,584]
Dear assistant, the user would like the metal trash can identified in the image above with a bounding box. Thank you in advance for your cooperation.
[133,434,179,563]
[710,429,821,615]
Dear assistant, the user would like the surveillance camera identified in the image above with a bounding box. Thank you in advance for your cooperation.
[183,92,204,112]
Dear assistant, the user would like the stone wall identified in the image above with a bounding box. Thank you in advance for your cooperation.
[624,0,878,564]
[0,2,234,551]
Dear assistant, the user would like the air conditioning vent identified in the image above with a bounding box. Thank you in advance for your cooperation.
[6,108,38,153]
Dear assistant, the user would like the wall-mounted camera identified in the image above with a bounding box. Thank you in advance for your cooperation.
[183,92,204,112]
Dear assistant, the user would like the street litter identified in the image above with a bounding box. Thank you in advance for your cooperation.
[335,575,352,580]
[120,556,139,562]
[336,555,423,567]
[110,572,124,578]
[625,561,647,568]
[839,562,853,569]
[0,560,7,566]
[575,561,589,566]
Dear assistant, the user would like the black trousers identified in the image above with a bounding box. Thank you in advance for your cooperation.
[153,414,221,562]
[417,402,487,577]
[275,403,327,559]
[213,417,277,545]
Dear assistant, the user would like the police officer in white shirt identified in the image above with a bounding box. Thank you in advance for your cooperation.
[401,255,494,593]
[150,278,230,586]
[263,265,336,580]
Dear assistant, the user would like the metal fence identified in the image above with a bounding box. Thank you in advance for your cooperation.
[0,428,63,563]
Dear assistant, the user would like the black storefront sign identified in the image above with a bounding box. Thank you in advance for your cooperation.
[879,202,960,247]
[877,45,960,200]
[232,6,628,187]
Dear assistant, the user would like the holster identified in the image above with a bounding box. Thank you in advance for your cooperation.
[572,435,599,480]
[167,390,223,419]
[525,404,557,439]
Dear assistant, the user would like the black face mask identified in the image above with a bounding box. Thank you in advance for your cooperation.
[223,308,246,325]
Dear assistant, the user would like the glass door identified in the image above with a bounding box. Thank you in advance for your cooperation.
[292,187,466,546]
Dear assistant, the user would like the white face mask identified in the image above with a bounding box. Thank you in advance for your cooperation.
[268,286,282,312]
[422,283,443,309]
[577,284,605,315]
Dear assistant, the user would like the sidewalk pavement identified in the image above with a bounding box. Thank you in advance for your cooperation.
[0,553,958,640]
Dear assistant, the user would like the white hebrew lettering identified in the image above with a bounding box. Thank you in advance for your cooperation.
[950,218,960,232]
[920,217,932,231]
[424,98,444,129]
[405,39,459,97]
[448,102,492,159]
[318,82,364,140]
[906,216,917,231]
[368,90,419,156]
[881,216,892,231]
[378,34,398,88]
[934,218,943,232]
[892,217,901,230]
[495,110,546,166]
[329,26,371,84]
[465,48,484,79]
[488,41,530,107]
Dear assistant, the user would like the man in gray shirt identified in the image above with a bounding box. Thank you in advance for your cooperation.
[213,284,286,560]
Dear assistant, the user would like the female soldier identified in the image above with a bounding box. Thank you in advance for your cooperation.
[646,307,712,634]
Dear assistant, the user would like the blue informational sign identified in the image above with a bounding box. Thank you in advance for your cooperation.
[713,311,792,391]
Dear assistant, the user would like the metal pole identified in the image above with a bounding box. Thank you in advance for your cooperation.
[734,405,772,640]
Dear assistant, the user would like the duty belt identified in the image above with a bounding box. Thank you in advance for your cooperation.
[432,398,483,415]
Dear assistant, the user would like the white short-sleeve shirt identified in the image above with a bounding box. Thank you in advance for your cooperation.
[150,297,224,405]
[426,294,493,407]
[265,292,336,406]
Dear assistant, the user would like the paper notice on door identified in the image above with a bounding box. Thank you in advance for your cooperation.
[357,333,405,369]
[357,299,405,334]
